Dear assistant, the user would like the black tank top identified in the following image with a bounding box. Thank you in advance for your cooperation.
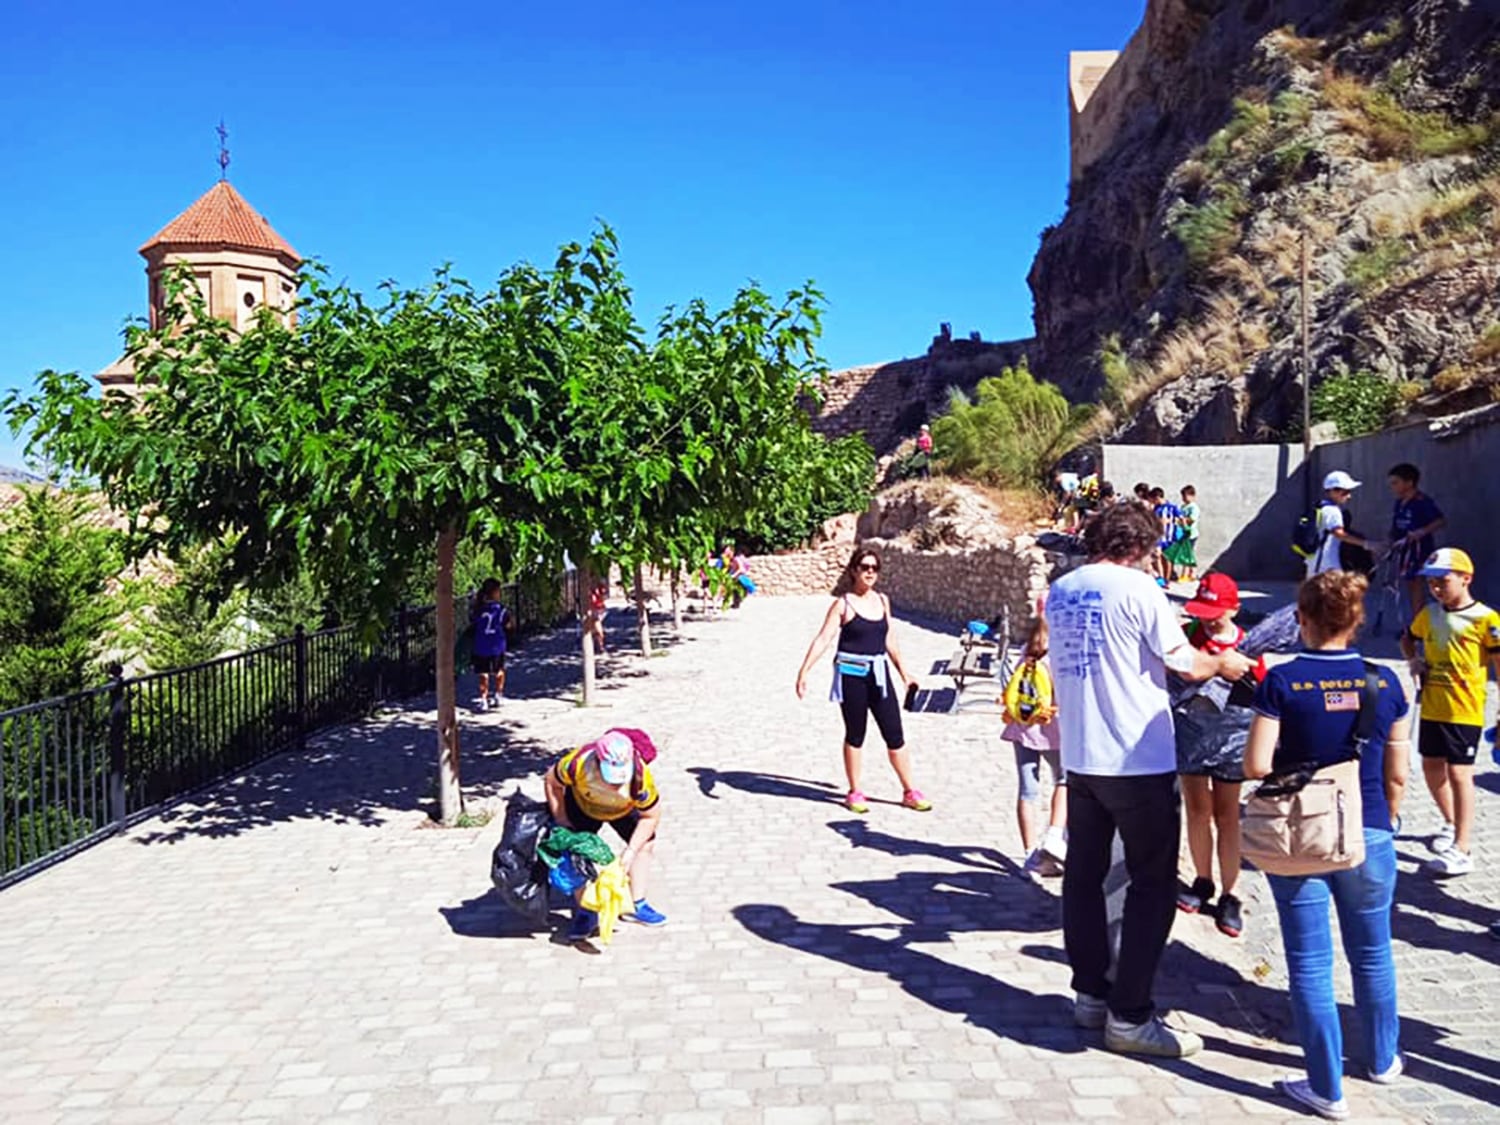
[837,595,889,655]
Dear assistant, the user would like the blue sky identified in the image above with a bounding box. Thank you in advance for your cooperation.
[0,0,1144,469]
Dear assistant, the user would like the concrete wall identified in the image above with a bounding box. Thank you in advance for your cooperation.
[1103,443,1308,580]
[1312,405,1500,599]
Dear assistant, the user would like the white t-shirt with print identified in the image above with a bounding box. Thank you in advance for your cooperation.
[1308,501,1345,577]
[1046,561,1190,777]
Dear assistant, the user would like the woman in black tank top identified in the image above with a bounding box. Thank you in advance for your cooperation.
[796,546,931,814]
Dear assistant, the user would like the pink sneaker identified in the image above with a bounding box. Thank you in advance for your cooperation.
[903,789,932,812]
[845,790,870,814]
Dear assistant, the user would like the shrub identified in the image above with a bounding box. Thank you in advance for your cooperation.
[1098,333,1133,410]
[1474,323,1500,363]
[1346,238,1410,294]
[1311,370,1399,437]
[1171,185,1248,271]
[1324,70,1496,159]
[1204,98,1273,166]
[1358,15,1405,52]
[1433,365,1478,394]
[930,363,1073,488]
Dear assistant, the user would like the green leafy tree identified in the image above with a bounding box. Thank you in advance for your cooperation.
[929,363,1073,488]
[8,240,616,823]
[1310,369,1399,438]
[0,489,123,708]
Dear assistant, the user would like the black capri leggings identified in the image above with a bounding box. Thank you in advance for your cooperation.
[839,670,905,749]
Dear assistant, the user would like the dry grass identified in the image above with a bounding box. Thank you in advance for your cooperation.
[1433,364,1478,393]
[1474,324,1500,363]
[962,481,1053,530]
[1245,224,1304,282]
[1209,252,1277,308]
[1396,380,1426,405]
[1273,26,1325,67]
[1322,68,1497,159]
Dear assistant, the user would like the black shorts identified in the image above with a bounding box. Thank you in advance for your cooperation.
[563,789,641,841]
[1418,720,1481,766]
[472,653,506,675]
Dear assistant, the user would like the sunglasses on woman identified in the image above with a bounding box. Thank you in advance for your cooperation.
[857,562,880,573]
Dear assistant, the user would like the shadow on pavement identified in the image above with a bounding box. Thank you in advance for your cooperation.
[1156,938,1500,1113]
[828,818,1008,871]
[687,766,843,805]
[734,902,1082,1049]
[130,714,556,846]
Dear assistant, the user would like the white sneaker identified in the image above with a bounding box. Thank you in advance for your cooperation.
[1430,822,1456,854]
[1425,846,1472,876]
[1022,848,1046,883]
[1369,1054,1404,1084]
[1104,1012,1203,1057]
[1074,993,1107,1030]
[1277,1077,1349,1120]
[1040,826,1068,868]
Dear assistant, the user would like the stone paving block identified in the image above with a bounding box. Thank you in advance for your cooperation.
[0,599,1486,1123]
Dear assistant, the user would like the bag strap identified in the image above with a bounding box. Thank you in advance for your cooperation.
[1354,660,1383,749]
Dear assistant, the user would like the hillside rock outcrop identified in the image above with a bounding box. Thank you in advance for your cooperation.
[1030,0,1500,444]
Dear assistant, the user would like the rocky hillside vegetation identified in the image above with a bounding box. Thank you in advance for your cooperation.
[1030,0,1500,444]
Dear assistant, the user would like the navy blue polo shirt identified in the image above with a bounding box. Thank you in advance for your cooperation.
[1251,651,1409,831]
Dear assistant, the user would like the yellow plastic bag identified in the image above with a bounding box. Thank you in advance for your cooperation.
[578,859,631,945]
[1003,660,1056,726]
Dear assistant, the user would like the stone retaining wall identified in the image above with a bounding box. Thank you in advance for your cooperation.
[745,539,1062,630]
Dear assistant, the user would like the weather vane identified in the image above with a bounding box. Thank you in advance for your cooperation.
[216,119,230,180]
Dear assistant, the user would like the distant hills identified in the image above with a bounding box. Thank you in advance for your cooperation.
[0,465,47,485]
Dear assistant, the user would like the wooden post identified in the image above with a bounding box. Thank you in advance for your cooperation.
[1301,230,1313,459]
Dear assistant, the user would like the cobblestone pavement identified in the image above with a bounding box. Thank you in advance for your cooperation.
[1,595,1497,1124]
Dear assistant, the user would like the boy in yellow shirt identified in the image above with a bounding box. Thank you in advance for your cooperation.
[1400,548,1500,876]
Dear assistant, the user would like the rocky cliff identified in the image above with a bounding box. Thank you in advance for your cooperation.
[1029,0,1500,444]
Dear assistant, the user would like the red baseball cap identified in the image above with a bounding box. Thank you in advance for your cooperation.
[1183,572,1241,618]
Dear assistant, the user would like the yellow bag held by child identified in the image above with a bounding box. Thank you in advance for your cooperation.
[1003,659,1054,725]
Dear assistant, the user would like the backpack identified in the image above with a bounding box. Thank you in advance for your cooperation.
[1291,508,1325,558]
[1002,659,1054,726]
[1240,661,1380,876]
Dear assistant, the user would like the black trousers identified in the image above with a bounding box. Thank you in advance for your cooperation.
[838,671,905,749]
[1063,770,1180,1025]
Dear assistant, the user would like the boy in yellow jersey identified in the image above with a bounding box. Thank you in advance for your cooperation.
[1400,548,1500,876]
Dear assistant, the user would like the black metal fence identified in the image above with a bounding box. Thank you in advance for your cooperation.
[1,574,579,887]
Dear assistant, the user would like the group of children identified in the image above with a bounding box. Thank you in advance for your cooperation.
[1001,535,1497,939]
[1131,482,1201,588]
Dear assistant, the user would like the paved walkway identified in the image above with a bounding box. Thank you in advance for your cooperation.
[1,596,1497,1124]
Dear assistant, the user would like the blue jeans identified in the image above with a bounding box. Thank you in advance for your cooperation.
[1267,829,1400,1101]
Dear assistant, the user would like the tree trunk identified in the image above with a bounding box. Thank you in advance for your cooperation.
[634,563,653,657]
[580,561,597,707]
[671,571,683,633]
[434,522,463,824]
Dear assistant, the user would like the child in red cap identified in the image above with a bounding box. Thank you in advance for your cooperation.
[1176,572,1265,938]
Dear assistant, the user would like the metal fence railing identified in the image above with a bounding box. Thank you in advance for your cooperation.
[1,575,576,887]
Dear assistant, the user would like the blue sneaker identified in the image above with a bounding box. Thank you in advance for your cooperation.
[566,909,599,942]
[622,899,667,927]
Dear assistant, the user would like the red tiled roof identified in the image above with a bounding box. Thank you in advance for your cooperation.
[139,181,299,262]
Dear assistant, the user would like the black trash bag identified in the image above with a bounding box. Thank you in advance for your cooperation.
[1173,691,1254,782]
[490,792,552,922]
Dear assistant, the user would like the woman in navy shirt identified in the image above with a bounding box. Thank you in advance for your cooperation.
[1244,570,1411,1120]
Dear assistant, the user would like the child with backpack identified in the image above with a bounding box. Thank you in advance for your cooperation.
[1002,614,1067,877]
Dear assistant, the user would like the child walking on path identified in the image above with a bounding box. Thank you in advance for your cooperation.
[1400,547,1500,876]
[1174,573,1265,938]
[471,578,512,710]
[1001,615,1067,877]
[1164,485,1200,584]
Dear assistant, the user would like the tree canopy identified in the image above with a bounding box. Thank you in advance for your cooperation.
[6,225,871,820]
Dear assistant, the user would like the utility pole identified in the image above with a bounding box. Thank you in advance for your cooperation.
[1300,231,1312,459]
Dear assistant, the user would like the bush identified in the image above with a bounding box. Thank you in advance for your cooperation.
[0,489,123,708]
[1098,333,1133,411]
[1311,370,1399,437]
[1474,323,1500,363]
[1171,185,1248,272]
[930,363,1073,488]
[1346,238,1411,293]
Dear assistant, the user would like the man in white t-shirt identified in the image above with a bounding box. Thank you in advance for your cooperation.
[1046,501,1252,1059]
[1307,470,1375,577]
